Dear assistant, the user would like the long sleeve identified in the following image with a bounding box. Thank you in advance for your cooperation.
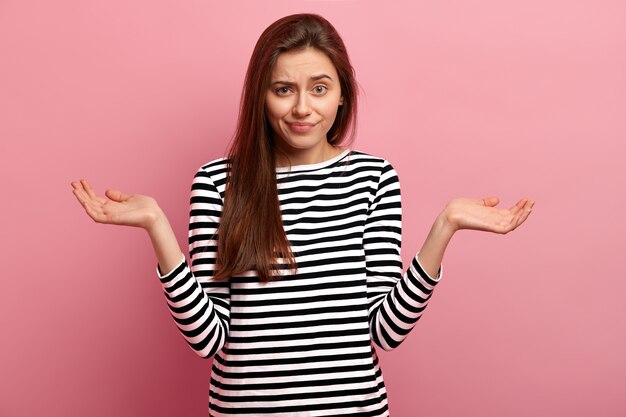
[365,161,441,351]
[156,167,230,358]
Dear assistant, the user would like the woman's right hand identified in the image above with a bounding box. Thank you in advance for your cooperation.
[71,179,163,230]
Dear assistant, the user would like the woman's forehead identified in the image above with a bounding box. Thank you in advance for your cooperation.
[271,48,338,81]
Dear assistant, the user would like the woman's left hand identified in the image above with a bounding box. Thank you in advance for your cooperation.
[416,197,534,278]
[443,197,534,234]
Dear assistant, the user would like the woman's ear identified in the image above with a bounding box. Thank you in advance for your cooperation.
[339,96,344,106]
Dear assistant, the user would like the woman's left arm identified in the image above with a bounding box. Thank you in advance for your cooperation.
[417,197,535,278]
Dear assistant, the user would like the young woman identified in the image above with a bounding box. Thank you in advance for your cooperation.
[72,13,533,417]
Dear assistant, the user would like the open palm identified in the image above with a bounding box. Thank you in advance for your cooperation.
[71,179,161,229]
[445,197,534,234]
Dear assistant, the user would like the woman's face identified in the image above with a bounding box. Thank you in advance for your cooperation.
[265,47,344,165]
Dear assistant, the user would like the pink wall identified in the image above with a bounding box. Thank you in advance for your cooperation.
[1,0,625,416]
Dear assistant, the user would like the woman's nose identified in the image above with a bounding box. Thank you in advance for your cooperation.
[292,93,312,117]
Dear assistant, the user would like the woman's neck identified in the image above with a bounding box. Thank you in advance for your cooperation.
[274,142,344,168]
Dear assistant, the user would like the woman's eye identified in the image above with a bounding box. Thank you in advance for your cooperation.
[275,87,291,95]
[313,85,327,94]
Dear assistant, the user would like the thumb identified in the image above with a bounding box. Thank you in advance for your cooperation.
[481,196,500,207]
[105,189,131,202]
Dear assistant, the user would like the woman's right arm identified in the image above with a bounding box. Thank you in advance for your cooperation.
[71,176,230,357]
[71,180,183,273]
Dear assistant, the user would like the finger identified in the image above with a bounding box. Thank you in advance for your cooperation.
[508,198,528,213]
[510,211,525,230]
[514,198,528,209]
[518,200,534,224]
[71,180,89,197]
[105,189,131,202]
[72,186,91,205]
[80,179,98,200]
[510,200,533,229]
[517,210,531,227]
[481,196,500,207]
[506,198,531,218]
[508,207,521,217]
[74,185,106,208]
[72,189,104,221]
[509,205,521,216]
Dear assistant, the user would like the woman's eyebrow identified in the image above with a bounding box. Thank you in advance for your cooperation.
[270,80,294,86]
[270,74,334,86]
[310,74,333,81]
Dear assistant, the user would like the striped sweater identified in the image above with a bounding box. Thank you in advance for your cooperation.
[157,150,441,416]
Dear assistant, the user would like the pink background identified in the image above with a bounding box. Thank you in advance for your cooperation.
[1,0,625,416]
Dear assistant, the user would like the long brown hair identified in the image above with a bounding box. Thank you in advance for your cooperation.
[214,14,358,282]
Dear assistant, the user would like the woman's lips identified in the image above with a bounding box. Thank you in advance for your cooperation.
[287,121,316,133]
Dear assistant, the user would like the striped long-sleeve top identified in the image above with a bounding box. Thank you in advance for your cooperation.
[157,150,441,416]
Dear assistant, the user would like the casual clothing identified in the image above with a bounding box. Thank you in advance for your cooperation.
[157,150,441,416]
